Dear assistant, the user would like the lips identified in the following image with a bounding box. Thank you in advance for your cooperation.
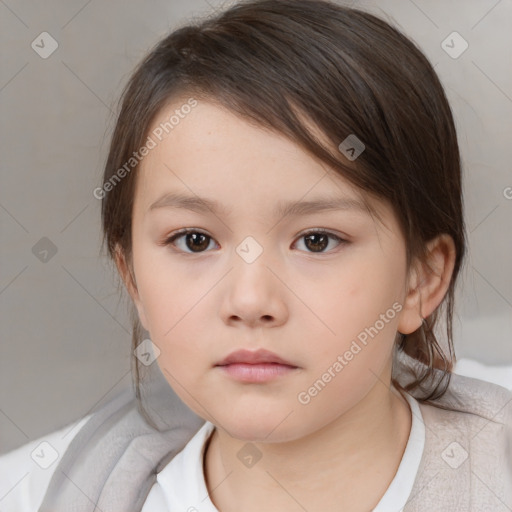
[215,348,297,367]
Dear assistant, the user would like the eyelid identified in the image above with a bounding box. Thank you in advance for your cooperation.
[295,226,348,239]
[164,227,209,239]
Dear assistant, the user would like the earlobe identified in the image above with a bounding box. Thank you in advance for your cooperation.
[397,234,456,335]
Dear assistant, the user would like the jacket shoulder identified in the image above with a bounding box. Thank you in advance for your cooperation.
[421,372,512,427]
[405,374,512,511]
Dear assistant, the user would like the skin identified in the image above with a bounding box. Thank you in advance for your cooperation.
[116,96,456,511]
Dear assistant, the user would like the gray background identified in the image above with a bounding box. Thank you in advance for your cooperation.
[1,0,511,455]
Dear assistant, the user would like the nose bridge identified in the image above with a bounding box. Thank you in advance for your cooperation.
[235,234,267,267]
[231,233,276,295]
[220,233,287,326]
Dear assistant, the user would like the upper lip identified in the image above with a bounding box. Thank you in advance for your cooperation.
[216,349,297,367]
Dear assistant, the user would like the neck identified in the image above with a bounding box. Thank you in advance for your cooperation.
[204,380,412,512]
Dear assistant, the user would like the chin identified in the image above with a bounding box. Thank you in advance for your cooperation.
[218,412,305,444]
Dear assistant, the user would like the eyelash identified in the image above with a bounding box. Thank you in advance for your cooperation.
[162,228,347,254]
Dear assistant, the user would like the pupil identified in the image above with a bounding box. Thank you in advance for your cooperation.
[305,233,328,252]
[187,233,209,252]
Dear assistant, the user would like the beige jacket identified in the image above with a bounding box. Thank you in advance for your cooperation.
[399,359,512,511]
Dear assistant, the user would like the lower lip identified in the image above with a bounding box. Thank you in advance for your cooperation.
[216,363,298,382]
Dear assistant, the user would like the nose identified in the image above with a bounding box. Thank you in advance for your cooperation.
[219,251,289,329]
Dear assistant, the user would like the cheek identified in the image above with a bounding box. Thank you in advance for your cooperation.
[135,249,203,334]
[297,255,404,372]
[302,262,401,337]
[132,263,202,370]
[140,282,207,366]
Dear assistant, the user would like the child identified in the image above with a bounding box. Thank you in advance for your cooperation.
[1,0,511,510]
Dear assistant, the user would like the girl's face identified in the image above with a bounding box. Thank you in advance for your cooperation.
[126,97,411,442]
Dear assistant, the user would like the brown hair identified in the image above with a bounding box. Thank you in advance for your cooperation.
[100,0,466,425]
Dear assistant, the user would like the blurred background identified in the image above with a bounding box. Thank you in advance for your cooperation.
[1,0,511,454]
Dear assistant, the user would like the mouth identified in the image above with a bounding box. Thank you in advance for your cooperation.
[215,349,299,383]
[215,348,298,367]
[216,362,299,383]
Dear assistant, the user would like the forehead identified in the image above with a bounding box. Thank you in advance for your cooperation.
[141,99,344,191]
[135,98,393,230]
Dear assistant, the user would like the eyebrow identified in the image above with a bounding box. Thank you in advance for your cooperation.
[148,192,369,218]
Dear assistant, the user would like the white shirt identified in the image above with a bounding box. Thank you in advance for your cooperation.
[0,414,91,511]
[0,392,424,512]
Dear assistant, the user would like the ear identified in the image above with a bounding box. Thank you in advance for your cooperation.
[397,234,456,334]
[113,244,149,331]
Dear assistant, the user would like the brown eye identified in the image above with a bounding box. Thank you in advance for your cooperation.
[304,232,329,252]
[183,232,211,252]
[164,230,217,253]
[294,230,345,254]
